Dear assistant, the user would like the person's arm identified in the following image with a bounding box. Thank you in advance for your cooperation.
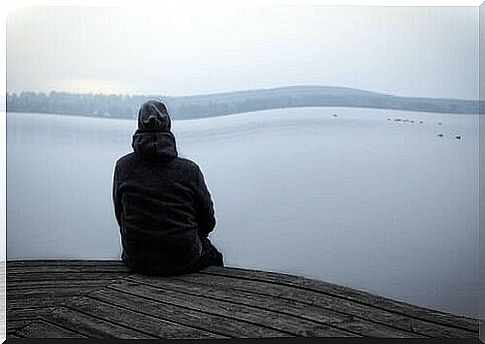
[194,166,216,238]
[112,163,123,228]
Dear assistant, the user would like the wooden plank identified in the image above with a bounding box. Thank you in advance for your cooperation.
[65,295,226,339]
[200,266,479,333]
[172,272,476,338]
[7,307,55,322]
[7,261,477,339]
[7,264,131,274]
[7,260,125,268]
[128,274,423,338]
[7,320,31,334]
[43,306,157,339]
[7,305,155,339]
[88,287,291,338]
[7,272,130,282]
[7,286,103,299]
[107,279,358,337]
[16,320,87,338]
[8,279,118,290]
[8,296,74,310]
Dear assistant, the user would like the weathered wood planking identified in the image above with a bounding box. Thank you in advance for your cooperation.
[67,295,225,339]
[6,260,479,339]
[7,307,56,322]
[200,266,479,333]
[108,279,357,337]
[8,296,80,310]
[7,260,127,268]
[0,260,5,340]
[7,260,130,274]
[8,279,120,290]
[7,272,131,282]
[127,274,421,338]
[16,320,87,338]
[169,272,475,338]
[7,320,32,334]
[46,306,158,339]
[87,288,291,338]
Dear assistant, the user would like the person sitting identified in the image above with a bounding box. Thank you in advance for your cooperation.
[112,100,223,276]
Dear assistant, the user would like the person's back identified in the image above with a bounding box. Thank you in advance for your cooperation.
[112,100,223,275]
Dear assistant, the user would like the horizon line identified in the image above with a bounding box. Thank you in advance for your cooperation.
[6,85,480,102]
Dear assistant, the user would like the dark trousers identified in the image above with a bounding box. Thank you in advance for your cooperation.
[194,237,224,270]
[124,237,223,276]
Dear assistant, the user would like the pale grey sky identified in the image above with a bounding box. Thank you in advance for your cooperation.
[7,6,479,99]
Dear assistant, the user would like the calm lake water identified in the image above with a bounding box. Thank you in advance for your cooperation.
[7,108,479,317]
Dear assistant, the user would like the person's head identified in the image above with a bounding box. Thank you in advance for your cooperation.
[137,100,171,132]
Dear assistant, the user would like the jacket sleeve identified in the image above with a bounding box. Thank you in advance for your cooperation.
[112,163,123,228]
[194,166,216,238]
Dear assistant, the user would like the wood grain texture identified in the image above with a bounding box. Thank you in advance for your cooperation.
[200,265,479,333]
[15,320,87,338]
[108,279,361,337]
[171,272,476,337]
[87,287,290,338]
[45,306,158,339]
[128,274,422,338]
[6,260,479,339]
[65,295,226,339]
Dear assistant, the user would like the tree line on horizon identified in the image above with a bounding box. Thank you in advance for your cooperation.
[6,87,479,120]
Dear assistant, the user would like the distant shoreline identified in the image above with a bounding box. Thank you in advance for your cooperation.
[6,86,480,120]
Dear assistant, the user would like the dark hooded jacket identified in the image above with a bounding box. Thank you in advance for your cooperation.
[112,101,217,275]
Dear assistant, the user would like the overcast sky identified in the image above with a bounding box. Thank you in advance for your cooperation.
[7,6,478,99]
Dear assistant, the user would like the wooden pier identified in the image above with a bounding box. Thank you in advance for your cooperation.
[6,260,479,339]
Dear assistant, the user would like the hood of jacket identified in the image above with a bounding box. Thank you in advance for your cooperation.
[132,129,178,161]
